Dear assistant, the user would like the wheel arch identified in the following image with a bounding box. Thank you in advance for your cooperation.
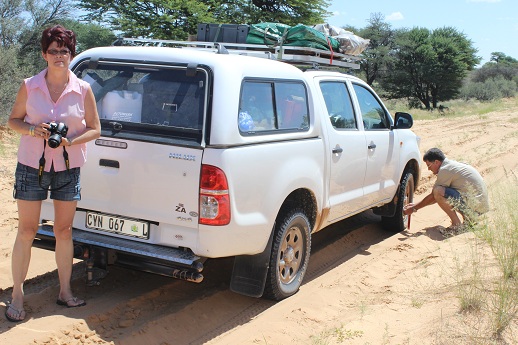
[406,158,420,191]
[373,159,419,217]
[229,187,317,298]
[276,188,318,231]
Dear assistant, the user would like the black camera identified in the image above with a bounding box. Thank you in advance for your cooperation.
[47,122,68,148]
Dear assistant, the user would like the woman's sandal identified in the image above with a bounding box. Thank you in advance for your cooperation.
[5,304,26,322]
[56,297,86,308]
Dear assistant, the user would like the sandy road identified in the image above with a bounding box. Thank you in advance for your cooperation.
[0,210,391,344]
[1,106,517,344]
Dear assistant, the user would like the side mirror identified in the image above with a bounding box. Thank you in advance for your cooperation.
[393,112,413,129]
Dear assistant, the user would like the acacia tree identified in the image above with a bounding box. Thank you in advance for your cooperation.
[381,26,479,109]
[0,0,75,109]
[0,0,25,47]
[468,51,518,90]
[356,13,396,86]
[0,1,115,124]
[0,0,72,49]
[77,0,331,40]
[490,52,518,64]
[248,0,330,24]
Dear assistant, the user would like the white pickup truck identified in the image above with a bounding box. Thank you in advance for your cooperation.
[34,40,421,301]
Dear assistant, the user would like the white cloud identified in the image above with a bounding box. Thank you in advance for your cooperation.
[466,0,501,3]
[386,12,404,21]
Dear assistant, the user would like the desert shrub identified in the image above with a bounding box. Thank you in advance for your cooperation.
[460,81,499,101]
[460,76,517,101]
[494,76,518,98]
[0,47,32,125]
[472,62,518,83]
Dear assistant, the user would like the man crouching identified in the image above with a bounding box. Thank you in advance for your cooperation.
[404,148,489,234]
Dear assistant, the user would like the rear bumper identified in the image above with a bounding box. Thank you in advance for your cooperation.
[34,224,205,283]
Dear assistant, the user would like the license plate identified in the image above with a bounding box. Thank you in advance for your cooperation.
[85,212,149,239]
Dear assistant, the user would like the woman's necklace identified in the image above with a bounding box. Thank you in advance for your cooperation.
[45,78,68,94]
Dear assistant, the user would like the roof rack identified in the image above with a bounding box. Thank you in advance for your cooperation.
[113,37,361,70]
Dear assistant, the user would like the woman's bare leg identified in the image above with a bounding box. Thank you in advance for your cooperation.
[53,199,83,305]
[10,200,42,315]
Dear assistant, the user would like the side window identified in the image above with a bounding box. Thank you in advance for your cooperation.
[239,82,275,130]
[275,83,308,129]
[352,83,388,130]
[319,81,357,129]
[239,80,309,133]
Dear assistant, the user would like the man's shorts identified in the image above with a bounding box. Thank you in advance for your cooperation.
[13,162,81,201]
[444,187,465,208]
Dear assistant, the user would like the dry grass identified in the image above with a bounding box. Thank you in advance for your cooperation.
[384,97,518,121]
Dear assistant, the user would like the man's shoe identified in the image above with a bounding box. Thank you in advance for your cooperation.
[439,224,465,237]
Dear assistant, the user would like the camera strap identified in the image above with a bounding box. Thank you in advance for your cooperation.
[38,140,71,191]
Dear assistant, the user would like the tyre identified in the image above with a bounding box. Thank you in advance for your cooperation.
[381,171,415,232]
[263,209,311,301]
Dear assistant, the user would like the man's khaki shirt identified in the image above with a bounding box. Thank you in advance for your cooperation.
[435,158,489,213]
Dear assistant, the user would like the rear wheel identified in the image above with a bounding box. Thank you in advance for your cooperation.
[263,209,311,301]
[382,171,415,232]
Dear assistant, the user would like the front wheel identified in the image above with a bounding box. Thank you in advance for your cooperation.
[263,209,311,301]
[381,171,415,232]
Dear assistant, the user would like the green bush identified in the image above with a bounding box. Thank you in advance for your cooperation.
[0,47,33,125]
[494,76,518,98]
[460,76,517,101]
[472,62,518,83]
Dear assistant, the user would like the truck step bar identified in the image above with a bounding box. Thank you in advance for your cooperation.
[34,224,204,283]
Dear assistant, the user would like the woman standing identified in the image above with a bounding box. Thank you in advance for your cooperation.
[5,25,100,322]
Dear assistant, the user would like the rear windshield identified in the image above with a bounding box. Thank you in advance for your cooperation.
[74,62,208,144]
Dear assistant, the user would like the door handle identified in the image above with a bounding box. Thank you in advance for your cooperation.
[99,159,120,168]
[368,143,377,150]
[332,147,343,154]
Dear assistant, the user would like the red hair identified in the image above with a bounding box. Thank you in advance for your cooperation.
[41,25,77,57]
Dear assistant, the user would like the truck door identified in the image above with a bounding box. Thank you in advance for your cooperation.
[319,81,369,223]
[352,83,399,205]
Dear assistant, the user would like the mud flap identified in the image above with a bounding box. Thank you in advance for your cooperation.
[230,229,274,298]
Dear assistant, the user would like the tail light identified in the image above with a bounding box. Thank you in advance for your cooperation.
[199,165,230,225]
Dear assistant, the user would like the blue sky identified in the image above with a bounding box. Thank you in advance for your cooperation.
[326,0,518,64]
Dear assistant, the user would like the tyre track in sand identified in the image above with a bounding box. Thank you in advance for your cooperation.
[1,211,395,345]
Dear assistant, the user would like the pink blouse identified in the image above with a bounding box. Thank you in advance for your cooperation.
[18,69,91,172]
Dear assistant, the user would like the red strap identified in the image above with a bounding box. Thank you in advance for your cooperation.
[326,37,334,65]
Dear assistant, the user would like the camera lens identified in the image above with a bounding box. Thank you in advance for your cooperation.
[46,122,68,149]
[48,134,62,148]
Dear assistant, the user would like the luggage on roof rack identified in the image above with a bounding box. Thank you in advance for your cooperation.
[112,37,361,70]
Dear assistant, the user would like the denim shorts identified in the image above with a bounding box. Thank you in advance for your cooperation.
[444,187,464,207]
[13,162,81,201]
[444,187,461,200]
